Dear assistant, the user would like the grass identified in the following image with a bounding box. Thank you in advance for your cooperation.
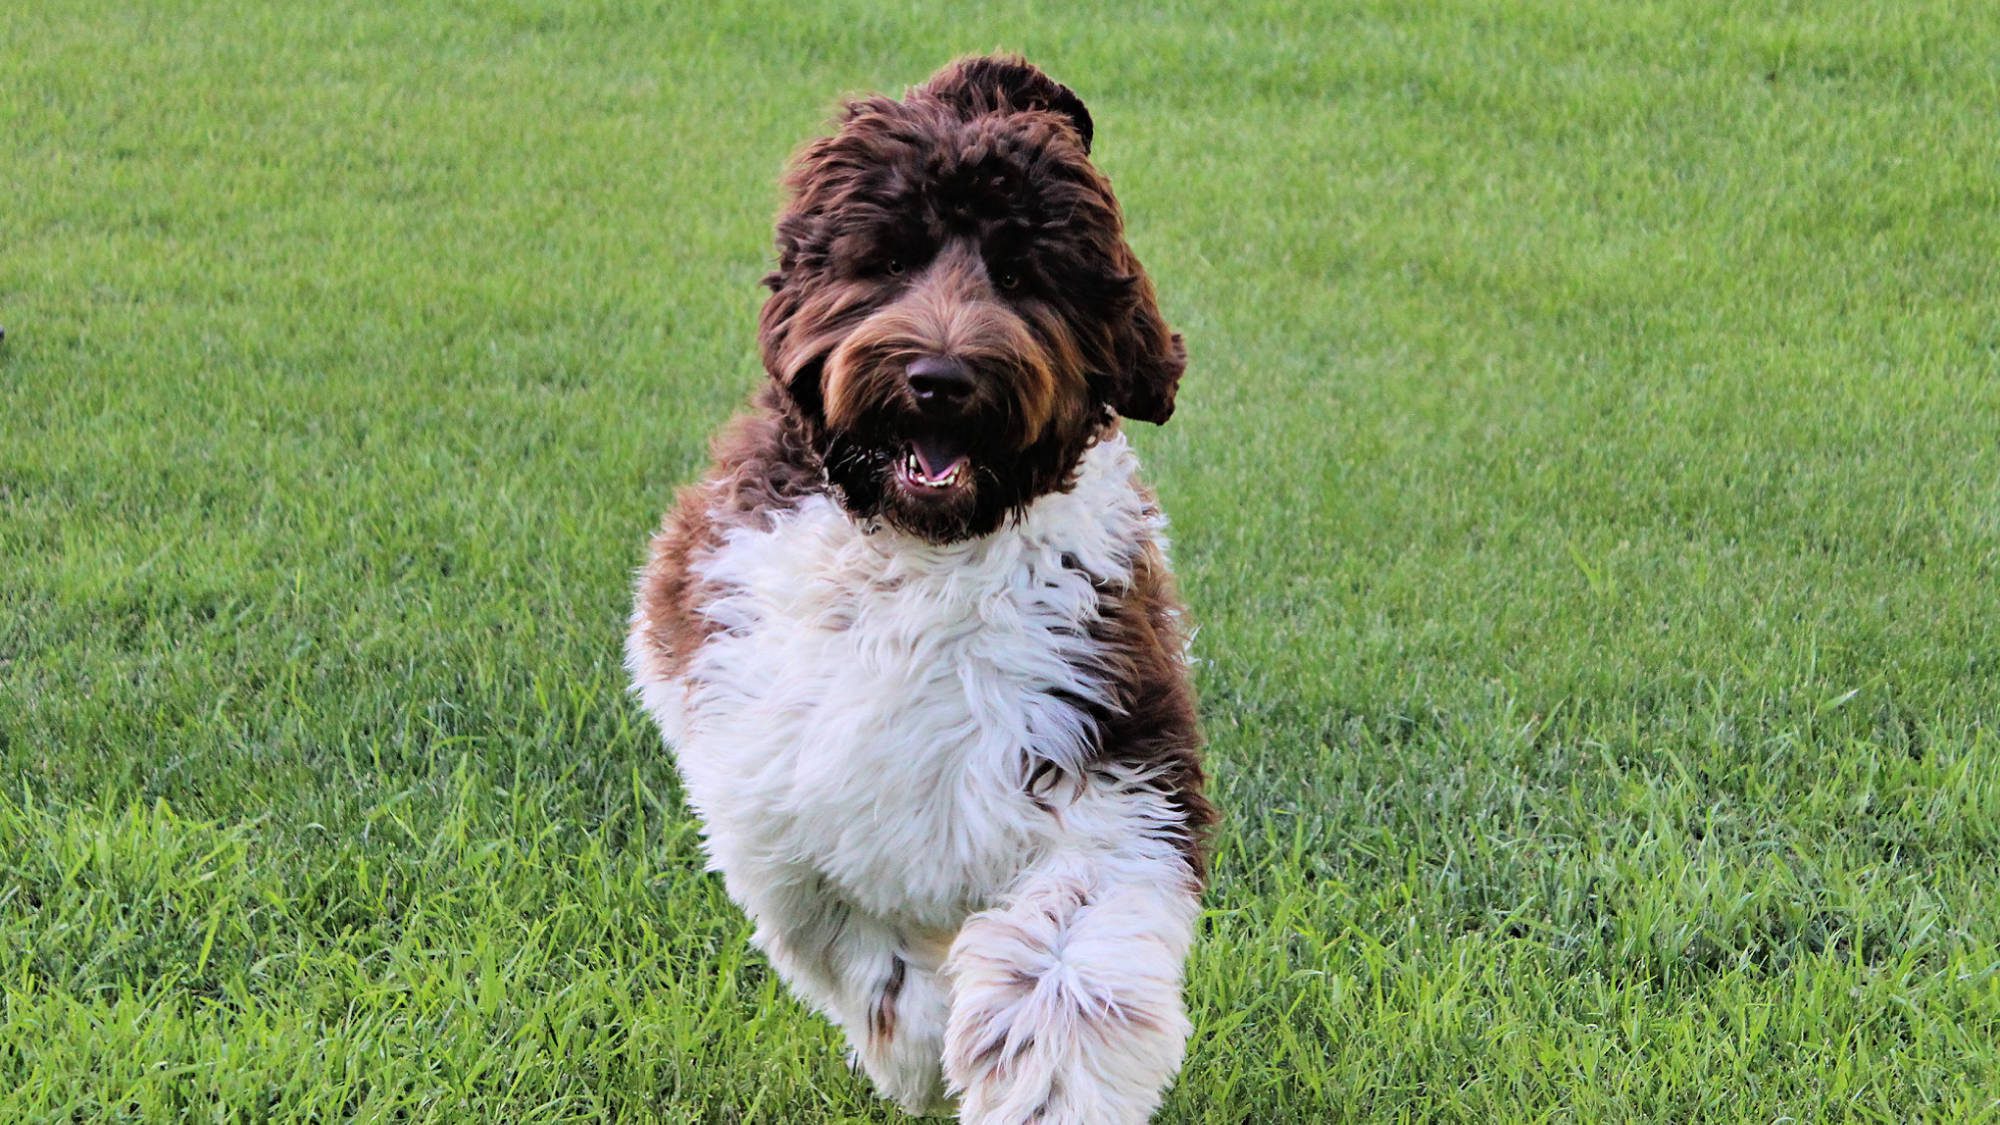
[4,0,1999,1119]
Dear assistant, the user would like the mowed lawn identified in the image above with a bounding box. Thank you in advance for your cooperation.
[5,0,1999,1119]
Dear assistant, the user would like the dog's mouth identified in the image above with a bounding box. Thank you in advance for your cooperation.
[895,430,972,493]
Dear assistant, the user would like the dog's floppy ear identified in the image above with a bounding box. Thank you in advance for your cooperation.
[756,258,830,419]
[918,54,1094,155]
[1103,262,1186,425]
[756,131,852,416]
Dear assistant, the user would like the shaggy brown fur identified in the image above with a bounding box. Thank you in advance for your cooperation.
[755,54,1187,543]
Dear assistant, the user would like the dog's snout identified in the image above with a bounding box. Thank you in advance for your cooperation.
[907,356,975,410]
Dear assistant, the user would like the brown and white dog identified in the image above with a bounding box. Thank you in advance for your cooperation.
[626,56,1214,1123]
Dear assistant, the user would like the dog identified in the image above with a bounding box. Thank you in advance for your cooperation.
[626,55,1214,1123]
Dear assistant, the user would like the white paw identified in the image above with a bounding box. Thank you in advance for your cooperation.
[943,883,1191,1124]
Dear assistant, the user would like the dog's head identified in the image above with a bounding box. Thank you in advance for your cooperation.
[757,55,1185,543]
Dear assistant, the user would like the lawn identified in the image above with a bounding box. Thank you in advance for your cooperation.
[5,0,1999,1119]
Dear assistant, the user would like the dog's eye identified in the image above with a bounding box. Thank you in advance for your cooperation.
[996,270,1021,291]
[884,258,906,277]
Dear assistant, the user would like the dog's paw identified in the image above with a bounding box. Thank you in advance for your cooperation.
[942,882,1190,1125]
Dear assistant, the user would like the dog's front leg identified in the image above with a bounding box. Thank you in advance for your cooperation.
[942,848,1200,1124]
[728,870,953,1115]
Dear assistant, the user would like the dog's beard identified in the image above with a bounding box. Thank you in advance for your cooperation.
[821,423,1004,544]
[813,400,1104,544]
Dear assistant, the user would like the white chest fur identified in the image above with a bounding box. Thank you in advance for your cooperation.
[632,437,1159,929]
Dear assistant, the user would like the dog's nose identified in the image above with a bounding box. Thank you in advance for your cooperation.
[907,356,974,410]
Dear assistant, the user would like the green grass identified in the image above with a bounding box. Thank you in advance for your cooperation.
[5,0,1999,1119]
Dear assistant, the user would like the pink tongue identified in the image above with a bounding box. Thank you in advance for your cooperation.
[911,436,965,478]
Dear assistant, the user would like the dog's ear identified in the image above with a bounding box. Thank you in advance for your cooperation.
[757,247,814,415]
[756,261,828,419]
[918,54,1093,155]
[1102,262,1185,425]
[757,131,848,416]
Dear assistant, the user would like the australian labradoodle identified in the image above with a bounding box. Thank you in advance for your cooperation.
[626,55,1214,1123]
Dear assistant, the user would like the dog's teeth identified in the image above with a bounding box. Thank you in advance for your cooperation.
[900,450,966,488]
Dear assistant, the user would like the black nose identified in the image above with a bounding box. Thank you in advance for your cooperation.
[907,356,974,409]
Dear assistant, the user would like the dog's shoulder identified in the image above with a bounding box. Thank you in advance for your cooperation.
[628,385,820,684]
[1083,520,1216,879]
